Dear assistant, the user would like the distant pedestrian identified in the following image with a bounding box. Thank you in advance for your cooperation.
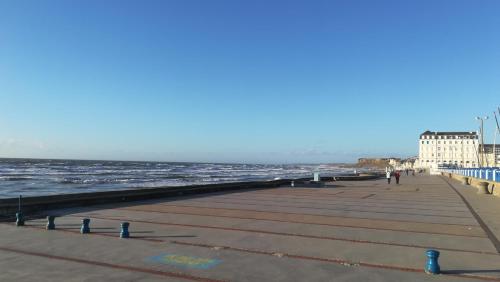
[412,170,415,176]
[386,171,391,184]
[395,171,401,184]
[405,169,409,176]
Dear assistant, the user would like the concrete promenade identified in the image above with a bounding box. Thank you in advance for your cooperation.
[1,174,500,281]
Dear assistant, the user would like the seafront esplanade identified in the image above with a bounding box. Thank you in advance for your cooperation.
[2,173,500,281]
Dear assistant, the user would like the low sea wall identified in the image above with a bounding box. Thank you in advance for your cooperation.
[441,171,499,196]
[0,174,381,219]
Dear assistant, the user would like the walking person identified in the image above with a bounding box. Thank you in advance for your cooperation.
[386,170,391,184]
[395,171,401,184]
[405,169,409,176]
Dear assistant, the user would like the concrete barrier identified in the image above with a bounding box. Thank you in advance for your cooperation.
[0,180,288,219]
[450,174,469,185]
[474,181,490,195]
[446,173,498,197]
[459,176,469,185]
[488,183,496,195]
[0,174,381,220]
[493,185,500,197]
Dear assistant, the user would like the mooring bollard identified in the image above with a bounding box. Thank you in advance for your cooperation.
[16,212,25,226]
[81,218,90,234]
[46,216,55,230]
[425,249,440,274]
[120,222,130,238]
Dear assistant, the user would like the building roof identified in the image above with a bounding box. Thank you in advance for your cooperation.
[420,130,477,137]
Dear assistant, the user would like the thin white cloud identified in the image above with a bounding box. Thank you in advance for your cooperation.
[0,138,48,157]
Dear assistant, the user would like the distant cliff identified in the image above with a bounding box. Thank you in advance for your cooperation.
[356,158,398,168]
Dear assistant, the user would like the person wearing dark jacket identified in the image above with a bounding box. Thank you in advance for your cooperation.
[395,171,401,184]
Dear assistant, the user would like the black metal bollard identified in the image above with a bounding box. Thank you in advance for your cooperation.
[16,212,25,226]
[81,218,90,234]
[46,216,55,230]
[120,222,130,238]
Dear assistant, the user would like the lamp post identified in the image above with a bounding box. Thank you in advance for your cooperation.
[494,108,500,167]
[476,116,489,167]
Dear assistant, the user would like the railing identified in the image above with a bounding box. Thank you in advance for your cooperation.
[438,167,500,182]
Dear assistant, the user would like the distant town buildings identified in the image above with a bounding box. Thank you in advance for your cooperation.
[357,157,401,168]
[482,144,500,167]
[418,131,479,168]
[359,129,500,169]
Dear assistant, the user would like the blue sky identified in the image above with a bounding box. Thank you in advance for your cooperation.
[1,0,499,163]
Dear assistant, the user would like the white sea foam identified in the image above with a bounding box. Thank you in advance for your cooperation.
[0,159,351,198]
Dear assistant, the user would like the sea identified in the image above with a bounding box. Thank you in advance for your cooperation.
[0,158,354,199]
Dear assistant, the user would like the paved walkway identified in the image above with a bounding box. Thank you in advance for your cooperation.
[1,174,500,281]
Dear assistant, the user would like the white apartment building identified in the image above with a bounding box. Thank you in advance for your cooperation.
[418,131,479,168]
[483,144,500,167]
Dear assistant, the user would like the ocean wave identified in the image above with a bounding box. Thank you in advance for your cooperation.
[0,159,350,198]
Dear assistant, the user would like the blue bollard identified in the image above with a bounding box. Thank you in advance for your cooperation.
[120,222,130,238]
[46,216,55,230]
[81,218,90,234]
[425,249,440,274]
[16,212,25,226]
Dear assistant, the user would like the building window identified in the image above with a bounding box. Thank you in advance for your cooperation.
[422,141,424,144]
